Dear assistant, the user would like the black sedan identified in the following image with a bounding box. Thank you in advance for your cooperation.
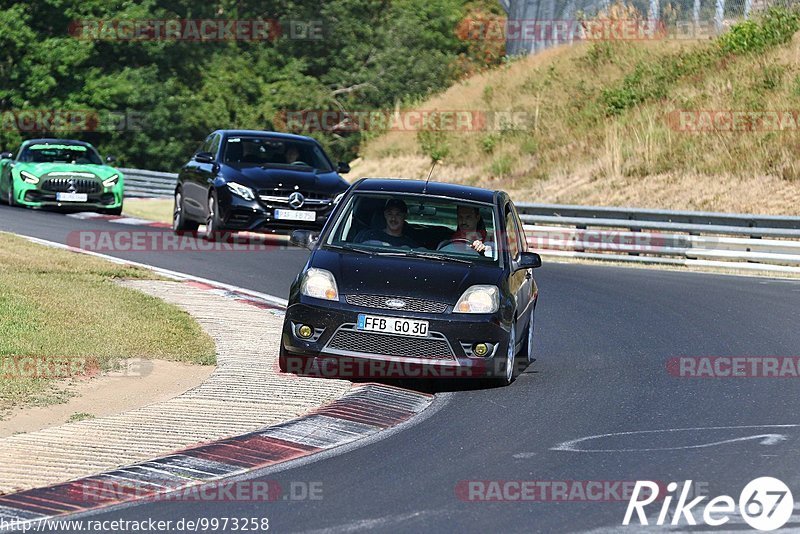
[173,130,350,236]
[281,178,541,386]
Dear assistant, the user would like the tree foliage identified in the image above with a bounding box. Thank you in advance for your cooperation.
[0,0,501,169]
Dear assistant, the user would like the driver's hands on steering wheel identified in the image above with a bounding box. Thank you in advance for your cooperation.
[470,239,486,253]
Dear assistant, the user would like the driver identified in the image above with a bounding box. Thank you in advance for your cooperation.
[450,205,491,253]
[285,145,301,164]
[354,198,418,248]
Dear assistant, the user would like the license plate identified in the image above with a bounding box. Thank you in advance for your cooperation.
[56,192,88,202]
[275,209,316,222]
[357,314,429,337]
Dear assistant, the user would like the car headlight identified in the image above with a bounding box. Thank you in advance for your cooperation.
[20,171,39,184]
[300,268,339,301]
[102,174,119,187]
[227,182,255,201]
[454,285,499,314]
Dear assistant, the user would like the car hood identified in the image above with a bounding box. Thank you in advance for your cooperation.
[311,249,503,305]
[15,162,119,180]
[222,165,348,193]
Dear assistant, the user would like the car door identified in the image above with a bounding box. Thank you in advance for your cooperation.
[0,146,19,198]
[503,201,532,346]
[182,134,215,217]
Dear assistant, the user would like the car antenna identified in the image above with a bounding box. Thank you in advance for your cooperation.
[422,160,437,194]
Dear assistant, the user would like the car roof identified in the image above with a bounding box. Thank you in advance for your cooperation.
[351,178,499,204]
[216,130,320,143]
[22,138,94,148]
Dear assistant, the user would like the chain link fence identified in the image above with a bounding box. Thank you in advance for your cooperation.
[500,0,795,55]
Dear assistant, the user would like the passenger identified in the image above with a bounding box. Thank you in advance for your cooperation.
[450,205,491,253]
[354,198,418,248]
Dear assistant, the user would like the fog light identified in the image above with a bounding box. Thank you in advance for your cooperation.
[297,325,313,339]
[473,343,489,357]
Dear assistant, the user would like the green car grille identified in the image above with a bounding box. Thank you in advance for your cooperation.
[41,178,101,194]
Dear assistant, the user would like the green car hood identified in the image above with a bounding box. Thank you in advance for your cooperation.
[14,162,121,180]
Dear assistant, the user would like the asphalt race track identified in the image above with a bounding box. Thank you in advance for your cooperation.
[3,204,800,533]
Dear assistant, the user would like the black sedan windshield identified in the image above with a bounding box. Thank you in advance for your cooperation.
[222,137,332,172]
[19,143,102,164]
[324,193,499,263]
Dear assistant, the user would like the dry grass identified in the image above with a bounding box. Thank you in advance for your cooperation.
[123,198,173,223]
[352,13,800,215]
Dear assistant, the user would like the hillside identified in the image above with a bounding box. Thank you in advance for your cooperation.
[351,9,800,215]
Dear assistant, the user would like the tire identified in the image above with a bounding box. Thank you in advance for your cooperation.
[519,306,536,365]
[205,190,224,240]
[172,189,199,233]
[493,322,517,387]
[279,346,308,375]
[103,205,123,216]
[7,181,16,207]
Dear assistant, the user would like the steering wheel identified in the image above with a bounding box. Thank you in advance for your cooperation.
[436,238,482,255]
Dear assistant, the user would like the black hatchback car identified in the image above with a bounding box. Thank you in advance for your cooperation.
[281,178,541,386]
[173,130,350,235]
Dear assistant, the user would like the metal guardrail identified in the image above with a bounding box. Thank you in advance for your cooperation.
[120,167,177,198]
[516,203,800,274]
[118,168,800,274]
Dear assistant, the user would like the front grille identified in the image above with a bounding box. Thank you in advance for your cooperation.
[257,188,330,201]
[326,327,455,360]
[345,294,448,314]
[41,178,101,194]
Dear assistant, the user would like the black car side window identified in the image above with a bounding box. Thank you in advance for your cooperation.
[511,203,528,253]
[209,134,222,158]
[198,134,214,155]
[505,204,522,261]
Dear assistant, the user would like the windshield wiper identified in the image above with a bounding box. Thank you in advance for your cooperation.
[400,251,474,265]
[324,244,372,255]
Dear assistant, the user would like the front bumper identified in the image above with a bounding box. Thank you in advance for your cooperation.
[15,183,123,210]
[281,296,512,379]
[219,191,337,232]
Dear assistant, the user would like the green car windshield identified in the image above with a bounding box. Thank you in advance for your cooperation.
[19,144,103,165]
[324,193,499,263]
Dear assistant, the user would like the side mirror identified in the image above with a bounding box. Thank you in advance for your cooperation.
[336,162,350,174]
[0,152,13,160]
[515,251,542,271]
[195,152,215,164]
[105,155,116,164]
[290,229,320,250]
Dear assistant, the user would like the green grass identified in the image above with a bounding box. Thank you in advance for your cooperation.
[0,233,215,412]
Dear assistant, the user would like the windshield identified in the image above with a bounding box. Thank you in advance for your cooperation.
[324,193,499,263]
[222,137,333,172]
[19,143,102,164]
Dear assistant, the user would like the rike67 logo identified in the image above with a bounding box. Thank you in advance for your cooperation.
[624,478,794,531]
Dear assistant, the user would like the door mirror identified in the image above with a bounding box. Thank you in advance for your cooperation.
[195,152,215,164]
[0,152,13,160]
[336,162,350,174]
[515,251,542,271]
[105,155,116,164]
[290,229,320,250]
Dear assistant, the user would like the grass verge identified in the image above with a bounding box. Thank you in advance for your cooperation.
[0,233,215,413]
[123,198,174,224]
[353,6,800,214]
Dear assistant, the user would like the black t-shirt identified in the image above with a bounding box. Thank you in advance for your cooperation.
[354,228,417,248]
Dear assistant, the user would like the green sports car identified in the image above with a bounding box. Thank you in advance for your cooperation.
[0,138,124,214]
